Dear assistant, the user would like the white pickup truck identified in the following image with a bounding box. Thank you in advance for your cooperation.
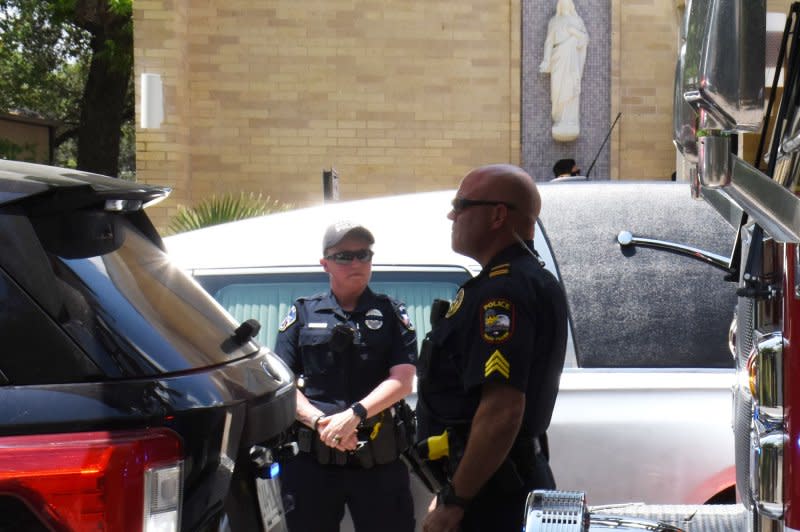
[165,181,738,520]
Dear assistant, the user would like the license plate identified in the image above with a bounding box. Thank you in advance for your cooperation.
[256,476,288,532]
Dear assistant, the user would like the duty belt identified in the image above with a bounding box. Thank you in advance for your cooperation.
[294,405,411,469]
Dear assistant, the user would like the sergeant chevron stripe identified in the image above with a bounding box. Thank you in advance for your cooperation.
[484,350,510,379]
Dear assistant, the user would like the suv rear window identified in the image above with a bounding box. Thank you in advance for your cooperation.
[194,270,469,350]
[0,206,257,378]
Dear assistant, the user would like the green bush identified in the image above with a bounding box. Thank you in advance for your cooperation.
[167,192,292,235]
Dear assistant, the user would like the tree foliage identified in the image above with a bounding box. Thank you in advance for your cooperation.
[167,193,294,235]
[0,0,134,177]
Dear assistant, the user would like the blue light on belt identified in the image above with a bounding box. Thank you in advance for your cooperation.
[269,462,281,478]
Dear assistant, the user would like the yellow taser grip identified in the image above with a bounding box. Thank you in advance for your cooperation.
[427,431,450,461]
[370,421,383,440]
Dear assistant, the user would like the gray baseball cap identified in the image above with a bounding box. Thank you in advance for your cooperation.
[322,221,375,253]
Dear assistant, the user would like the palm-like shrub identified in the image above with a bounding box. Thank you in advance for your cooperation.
[167,192,292,234]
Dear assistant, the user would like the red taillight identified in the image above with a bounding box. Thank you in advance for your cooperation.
[0,428,183,531]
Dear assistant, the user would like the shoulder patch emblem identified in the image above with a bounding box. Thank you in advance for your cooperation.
[485,350,510,379]
[489,263,511,278]
[396,304,415,331]
[445,288,465,319]
[278,305,297,332]
[481,299,514,343]
[365,308,384,330]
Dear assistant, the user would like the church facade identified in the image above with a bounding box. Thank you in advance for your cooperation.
[134,0,789,229]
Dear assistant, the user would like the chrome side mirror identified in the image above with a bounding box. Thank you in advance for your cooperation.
[673,44,698,163]
[683,0,765,132]
[674,0,766,189]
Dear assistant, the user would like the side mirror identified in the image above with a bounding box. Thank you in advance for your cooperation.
[673,44,698,163]
[674,0,766,189]
[682,0,765,132]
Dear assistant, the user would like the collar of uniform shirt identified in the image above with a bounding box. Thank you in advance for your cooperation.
[316,287,377,313]
[484,241,535,272]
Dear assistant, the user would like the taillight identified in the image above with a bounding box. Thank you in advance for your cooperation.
[0,428,183,532]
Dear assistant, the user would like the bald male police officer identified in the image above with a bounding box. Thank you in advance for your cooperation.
[274,221,417,532]
[417,165,568,532]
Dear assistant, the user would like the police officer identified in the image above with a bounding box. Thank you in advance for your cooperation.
[417,164,568,532]
[275,221,417,532]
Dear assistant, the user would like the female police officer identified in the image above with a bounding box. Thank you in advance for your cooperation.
[274,221,417,532]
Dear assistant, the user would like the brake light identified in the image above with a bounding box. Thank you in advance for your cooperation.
[0,428,183,532]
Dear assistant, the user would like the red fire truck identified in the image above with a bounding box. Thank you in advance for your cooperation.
[526,1,800,531]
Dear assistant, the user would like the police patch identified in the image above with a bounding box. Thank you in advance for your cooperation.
[365,308,384,330]
[445,288,464,318]
[397,304,415,331]
[278,305,297,332]
[481,299,514,343]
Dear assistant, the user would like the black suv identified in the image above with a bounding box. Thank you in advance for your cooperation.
[0,160,295,531]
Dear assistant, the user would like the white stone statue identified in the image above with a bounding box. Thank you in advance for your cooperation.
[539,0,589,142]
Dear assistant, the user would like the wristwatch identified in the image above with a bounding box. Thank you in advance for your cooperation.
[350,402,368,423]
[438,481,469,509]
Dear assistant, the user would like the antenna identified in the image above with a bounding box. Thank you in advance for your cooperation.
[585,112,622,179]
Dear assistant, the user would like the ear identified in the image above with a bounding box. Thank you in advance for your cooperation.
[320,258,330,272]
[490,204,509,229]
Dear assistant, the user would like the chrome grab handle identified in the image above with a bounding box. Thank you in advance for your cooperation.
[616,231,732,273]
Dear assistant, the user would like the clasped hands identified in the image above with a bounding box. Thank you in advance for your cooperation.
[316,409,361,451]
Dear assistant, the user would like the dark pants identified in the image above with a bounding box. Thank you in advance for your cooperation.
[461,453,555,532]
[281,452,415,532]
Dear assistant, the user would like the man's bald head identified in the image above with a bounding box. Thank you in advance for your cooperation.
[449,164,542,265]
[461,164,541,238]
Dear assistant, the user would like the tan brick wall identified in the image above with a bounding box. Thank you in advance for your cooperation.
[134,0,191,229]
[612,0,681,181]
[135,0,521,230]
[136,1,794,229]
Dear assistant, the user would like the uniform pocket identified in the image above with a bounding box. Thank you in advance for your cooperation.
[298,328,335,375]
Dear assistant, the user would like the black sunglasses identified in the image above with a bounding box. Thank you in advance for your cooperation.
[325,249,374,264]
[451,198,517,213]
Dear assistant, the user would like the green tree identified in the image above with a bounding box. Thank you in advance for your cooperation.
[0,0,134,177]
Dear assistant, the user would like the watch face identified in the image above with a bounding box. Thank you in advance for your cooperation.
[351,402,367,421]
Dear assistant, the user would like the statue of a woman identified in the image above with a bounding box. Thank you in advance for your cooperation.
[540,0,589,142]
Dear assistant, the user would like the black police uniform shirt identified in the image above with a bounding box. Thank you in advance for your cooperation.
[417,240,568,440]
[274,287,418,415]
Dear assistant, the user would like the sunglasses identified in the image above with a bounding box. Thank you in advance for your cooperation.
[450,198,517,213]
[324,249,374,264]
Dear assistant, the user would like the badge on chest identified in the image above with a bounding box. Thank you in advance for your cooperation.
[364,308,384,330]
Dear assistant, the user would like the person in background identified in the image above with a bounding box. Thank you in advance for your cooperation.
[274,221,417,532]
[552,158,580,178]
[417,164,569,532]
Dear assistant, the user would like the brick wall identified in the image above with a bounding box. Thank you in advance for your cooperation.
[135,1,795,229]
[134,0,191,228]
[135,0,521,230]
[611,0,680,181]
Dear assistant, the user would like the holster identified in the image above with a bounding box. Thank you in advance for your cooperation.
[417,335,434,383]
[417,299,449,384]
[351,408,405,468]
[485,435,544,494]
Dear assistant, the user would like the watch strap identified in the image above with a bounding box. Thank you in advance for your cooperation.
[350,402,368,423]
[438,481,469,509]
